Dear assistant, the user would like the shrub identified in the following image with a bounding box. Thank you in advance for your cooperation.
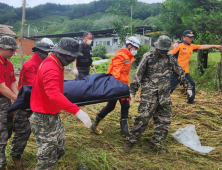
[10,55,31,70]
[134,44,149,66]
[92,57,102,61]
[92,43,108,59]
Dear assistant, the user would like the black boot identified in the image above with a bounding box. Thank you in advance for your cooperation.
[120,119,128,136]
[91,116,103,135]
[12,155,28,166]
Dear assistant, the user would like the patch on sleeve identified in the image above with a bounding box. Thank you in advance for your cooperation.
[173,44,178,48]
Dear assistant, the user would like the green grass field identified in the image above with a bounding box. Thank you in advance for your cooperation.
[5,52,222,170]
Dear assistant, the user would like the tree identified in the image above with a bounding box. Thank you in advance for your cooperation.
[134,44,149,66]
[158,0,222,86]
[106,0,137,47]
[92,43,108,59]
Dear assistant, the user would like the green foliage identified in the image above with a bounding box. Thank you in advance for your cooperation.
[92,43,108,59]
[90,60,110,74]
[158,0,222,40]
[0,1,162,37]
[92,57,102,61]
[106,0,138,47]
[189,52,221,91]
[134,44,149,66]
[9,56,31,70]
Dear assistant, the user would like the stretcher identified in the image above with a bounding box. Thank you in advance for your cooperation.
[8,73,130,112]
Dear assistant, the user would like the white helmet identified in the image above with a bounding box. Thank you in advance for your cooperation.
[41,38,54,47]
[126,36,141,48]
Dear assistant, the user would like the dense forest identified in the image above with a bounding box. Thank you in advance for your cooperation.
[0,0,161,37]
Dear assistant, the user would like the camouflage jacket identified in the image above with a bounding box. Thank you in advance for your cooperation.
[130,49,193,95]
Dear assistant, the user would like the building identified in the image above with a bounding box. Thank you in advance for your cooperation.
[15,38,35,56]
[31,26,156,54]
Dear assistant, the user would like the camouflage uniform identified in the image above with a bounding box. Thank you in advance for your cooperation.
[10,110,32,156]
[125,36,193,149]
[0,36,18,169]
[29,38,84,170]
[29,112,65,170]
[0,97,13,169]
[10,41,52,158]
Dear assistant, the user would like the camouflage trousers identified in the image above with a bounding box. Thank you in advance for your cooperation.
[29,112,65,170]
[10,109,32,156]
[0,96,13,169]
[126,95,172,147]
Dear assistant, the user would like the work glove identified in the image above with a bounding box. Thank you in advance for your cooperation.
[187,90,192,98]
[76,109,92,128]
[91,66,96,73]
[72,68,79,76]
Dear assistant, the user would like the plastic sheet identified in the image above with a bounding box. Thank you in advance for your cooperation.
[172,124,215,153]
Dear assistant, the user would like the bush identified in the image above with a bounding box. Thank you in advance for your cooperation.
[9,56,31,70]
[92,43,108,59]
[134,44,149,66]
[89,60,111,74]
[92,57,102,61]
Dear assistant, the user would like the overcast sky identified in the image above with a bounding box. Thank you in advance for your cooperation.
[0,0,164,8]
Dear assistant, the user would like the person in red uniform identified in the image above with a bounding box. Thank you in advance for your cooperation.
[0,36,18,170]
[9,41,52,166]
[170,30,222,104]
[29,37,92,170]
[91,36,141,136]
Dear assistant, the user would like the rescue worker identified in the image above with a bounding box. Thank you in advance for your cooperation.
[123,35,193,154]
[170,30,222,104]
[9,41,52,166]
[0,36,19,170]
[29,37,92,170]
[72,31,96,80]
[91,36,141,136]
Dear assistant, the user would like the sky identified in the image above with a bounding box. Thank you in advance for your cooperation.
[0,0,164,8]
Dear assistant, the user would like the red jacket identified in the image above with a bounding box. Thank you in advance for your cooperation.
[0,55,16,95]
[30,53,80,115]
[18,53,43,91]
[107,48,134,85]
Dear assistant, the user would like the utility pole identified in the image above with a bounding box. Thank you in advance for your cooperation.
[28,25,30,37]
[19,0,26,67]
[130,4,133,83]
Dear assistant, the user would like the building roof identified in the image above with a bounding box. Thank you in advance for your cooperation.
[0,25,17,37]
[31,26,153,39]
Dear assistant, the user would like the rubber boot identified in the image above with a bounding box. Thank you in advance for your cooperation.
[12,155,28,166]
[91,116,103,135]
[120,119,128,136]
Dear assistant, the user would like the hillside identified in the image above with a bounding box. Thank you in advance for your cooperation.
[0,0,161,37]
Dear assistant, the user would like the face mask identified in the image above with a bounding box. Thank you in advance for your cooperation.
[131,50,137,56]
[86,39,92,45]
[53,52,76,66]
[157,49,168,56]
[35,50,48,60]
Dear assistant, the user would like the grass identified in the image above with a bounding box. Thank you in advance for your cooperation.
[189,52,222,91]
[5,52,222,169]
